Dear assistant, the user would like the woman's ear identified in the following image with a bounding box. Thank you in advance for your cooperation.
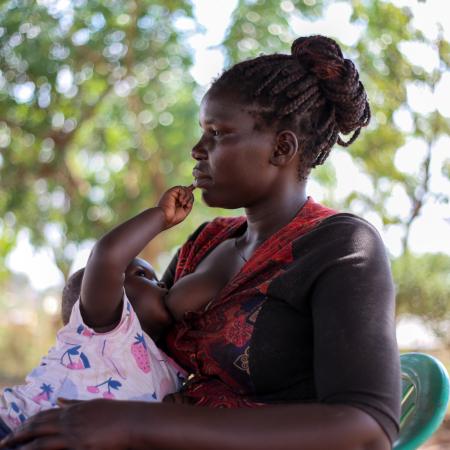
[270,130,299,166]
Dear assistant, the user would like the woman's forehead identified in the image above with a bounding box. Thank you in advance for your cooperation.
[199,91,253,125]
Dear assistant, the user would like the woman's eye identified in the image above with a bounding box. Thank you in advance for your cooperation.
[136,270,146,277]
[211,129,222,137]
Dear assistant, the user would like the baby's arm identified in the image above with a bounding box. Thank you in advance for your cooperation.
[80,185,195,329]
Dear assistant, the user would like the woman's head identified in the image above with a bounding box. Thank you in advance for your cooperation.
[205,35,370,180]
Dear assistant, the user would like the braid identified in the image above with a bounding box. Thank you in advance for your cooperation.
[254,65,286,97]
[285,74,317,98]
[314,116,339,166]
[241,54,290,77]
[280,85,321,116]
[210,35,370,179]
[271,70,309,95]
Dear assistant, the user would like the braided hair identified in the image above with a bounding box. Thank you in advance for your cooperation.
[210,35,370,179]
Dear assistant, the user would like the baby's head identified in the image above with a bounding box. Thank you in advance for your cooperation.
[62,267,85,325]
[61,258,172,340]
[123,257,172,339]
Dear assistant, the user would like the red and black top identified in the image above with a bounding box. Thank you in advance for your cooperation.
[163,198,400,444]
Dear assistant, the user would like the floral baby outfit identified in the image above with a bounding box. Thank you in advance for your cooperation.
[0,294,186,430]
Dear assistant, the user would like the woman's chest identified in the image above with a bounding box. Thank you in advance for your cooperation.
[166,274,315,398]
[166,239,246,320]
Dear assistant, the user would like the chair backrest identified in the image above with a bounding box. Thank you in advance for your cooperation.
[393,352,450,450]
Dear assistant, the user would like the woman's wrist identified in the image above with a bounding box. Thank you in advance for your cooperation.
[129,402,188,449]
[154,205,171,230]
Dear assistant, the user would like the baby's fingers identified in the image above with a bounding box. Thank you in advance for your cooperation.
[181,186,195,207]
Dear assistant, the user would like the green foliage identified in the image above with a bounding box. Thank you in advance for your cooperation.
[224,0,324,63]
[393,252,450,343]
[0,0,202,277]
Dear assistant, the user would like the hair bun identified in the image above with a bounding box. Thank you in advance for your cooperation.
[291,35,370,145]
[291,35,346,80]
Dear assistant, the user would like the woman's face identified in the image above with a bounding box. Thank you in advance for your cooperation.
[191,89,280,209]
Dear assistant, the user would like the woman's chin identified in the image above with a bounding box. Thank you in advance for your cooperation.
[199,189,219,207]
[200,190,243,209]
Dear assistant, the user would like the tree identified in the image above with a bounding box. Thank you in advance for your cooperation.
[0,0,201,279]
[392,252,450,345]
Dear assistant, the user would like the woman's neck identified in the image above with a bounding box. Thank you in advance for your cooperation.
[242,182,308,246]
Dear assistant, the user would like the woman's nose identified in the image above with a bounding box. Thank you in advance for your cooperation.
[191,136,208,160]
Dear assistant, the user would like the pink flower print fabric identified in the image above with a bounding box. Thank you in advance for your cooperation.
[0,292,186,430]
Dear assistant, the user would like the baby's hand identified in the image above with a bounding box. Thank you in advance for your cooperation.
[157,185,195,229]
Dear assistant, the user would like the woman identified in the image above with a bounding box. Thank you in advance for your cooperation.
[0,35,400,450]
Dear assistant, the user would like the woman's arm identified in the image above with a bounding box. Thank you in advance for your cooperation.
[0,399,389,450]
[80,185,194,329]
[132,402,389,450]
[309,215,400,443]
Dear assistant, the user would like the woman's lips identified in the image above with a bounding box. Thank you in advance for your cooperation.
[192,168,210,178]
[193,177,212,188]
[192,168,212,188]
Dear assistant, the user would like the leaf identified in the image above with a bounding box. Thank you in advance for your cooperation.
[67,345,81,355]
[79,352,90,368]
[109,380,122,390]
[11,402,19,412]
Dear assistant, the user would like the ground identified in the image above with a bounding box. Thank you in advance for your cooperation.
[422,414,450,449]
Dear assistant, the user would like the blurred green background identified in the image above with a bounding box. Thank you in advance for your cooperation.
[0,0,449,395]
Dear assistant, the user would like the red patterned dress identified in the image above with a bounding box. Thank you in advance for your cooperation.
[162,197,400,443]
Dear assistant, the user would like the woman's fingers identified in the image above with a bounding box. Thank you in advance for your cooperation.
[56,397,84,408]
[16,435,68,450]
[0,410,60,448]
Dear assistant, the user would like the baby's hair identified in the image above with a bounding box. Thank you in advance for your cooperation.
[61,268,84,325]
[210,35,370,179]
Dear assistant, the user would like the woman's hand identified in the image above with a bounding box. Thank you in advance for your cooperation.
[157,185,195,229]
[0,399,140,450]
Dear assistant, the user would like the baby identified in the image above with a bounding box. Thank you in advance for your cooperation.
[0,185,195,439]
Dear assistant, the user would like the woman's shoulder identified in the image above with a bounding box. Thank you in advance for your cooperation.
[301,211,389,261]
[319,211,376,226]
[315,211,383,240]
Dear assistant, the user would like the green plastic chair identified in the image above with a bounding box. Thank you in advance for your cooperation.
[393,352,450,450]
